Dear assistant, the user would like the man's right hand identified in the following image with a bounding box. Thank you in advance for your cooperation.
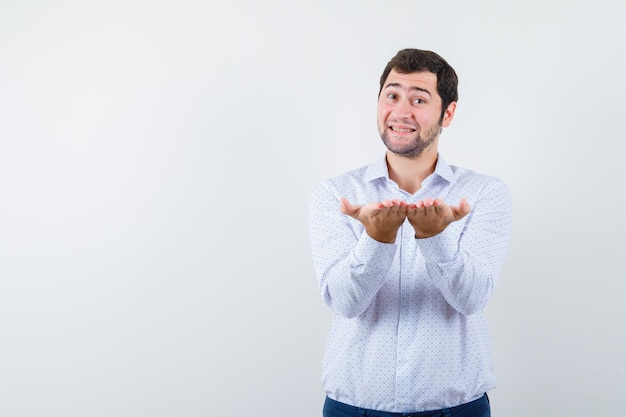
[340,198,407,243]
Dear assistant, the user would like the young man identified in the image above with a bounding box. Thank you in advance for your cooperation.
[308,49,512,416]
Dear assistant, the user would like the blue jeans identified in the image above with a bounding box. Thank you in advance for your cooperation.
[323,394,490,417]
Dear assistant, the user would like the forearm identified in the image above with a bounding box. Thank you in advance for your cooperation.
[417,181,512,316]
[315,232,396,318]
[419,234,502,315]
[308,184,397,318]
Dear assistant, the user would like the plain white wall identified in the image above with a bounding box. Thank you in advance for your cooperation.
[1,1,624,416]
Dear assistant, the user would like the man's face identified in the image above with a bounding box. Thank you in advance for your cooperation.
[377,69,455,158]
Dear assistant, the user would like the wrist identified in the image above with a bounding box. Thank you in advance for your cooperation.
[366,228,397,244]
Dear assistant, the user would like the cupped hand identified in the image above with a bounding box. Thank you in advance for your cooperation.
[406,197,471,239]
[340,198,408,243]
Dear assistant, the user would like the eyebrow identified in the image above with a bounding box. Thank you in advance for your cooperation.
[384,82,432,97]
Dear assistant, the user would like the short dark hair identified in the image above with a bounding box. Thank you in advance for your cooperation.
[379,49,458,120]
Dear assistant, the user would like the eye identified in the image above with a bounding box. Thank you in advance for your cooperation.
[386,93,397,100]
[412,98,426,105]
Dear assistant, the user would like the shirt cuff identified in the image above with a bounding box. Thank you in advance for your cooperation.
[352,231,397,271]
[415,230,459,264]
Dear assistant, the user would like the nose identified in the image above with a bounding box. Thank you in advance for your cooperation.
[392,99,413,118]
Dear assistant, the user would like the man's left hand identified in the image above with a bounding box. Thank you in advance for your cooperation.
[407,197,471,239]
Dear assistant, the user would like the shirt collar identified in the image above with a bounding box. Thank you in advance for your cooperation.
[363,155,390,182]
[364,153,456,184]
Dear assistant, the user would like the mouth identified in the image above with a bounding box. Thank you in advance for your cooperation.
[389,126,416,133]
[388,124,417,134]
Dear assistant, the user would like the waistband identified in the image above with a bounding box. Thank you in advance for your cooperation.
[323,393,489,417]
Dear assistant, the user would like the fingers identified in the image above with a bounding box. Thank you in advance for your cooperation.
[339,198,357,216]
[451,197,471,220]
[389,200,408,218]
[409,197,470,220]
[340,198,396,220]
[376,199,407,220]
[458,197,471,212]
[341,197,470,221]
[411,198,439,214]
[413,198,433,209]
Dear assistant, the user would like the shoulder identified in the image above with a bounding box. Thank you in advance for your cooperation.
[446,164,512,208]
[449,164,508,190]
[312,162,375,198]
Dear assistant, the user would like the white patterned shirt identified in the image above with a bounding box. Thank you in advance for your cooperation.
[308,154,512,412]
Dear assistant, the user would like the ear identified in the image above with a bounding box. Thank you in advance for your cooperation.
[441,102,457,128]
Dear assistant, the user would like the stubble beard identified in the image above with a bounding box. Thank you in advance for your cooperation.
[380,122,441,159]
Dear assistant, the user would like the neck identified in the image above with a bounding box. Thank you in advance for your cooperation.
[386,148,438,194]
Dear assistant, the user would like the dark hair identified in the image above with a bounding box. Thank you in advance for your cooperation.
[379,49,458,120]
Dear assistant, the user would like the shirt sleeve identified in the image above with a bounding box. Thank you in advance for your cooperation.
[416,177,513,316]
[308,182,397,318]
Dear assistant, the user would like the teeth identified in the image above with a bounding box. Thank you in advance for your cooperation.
[392,127,414,133]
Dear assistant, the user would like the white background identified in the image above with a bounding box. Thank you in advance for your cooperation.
[1,1,624,416]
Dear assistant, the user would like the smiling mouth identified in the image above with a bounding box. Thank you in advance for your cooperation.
[389,126,416,133]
